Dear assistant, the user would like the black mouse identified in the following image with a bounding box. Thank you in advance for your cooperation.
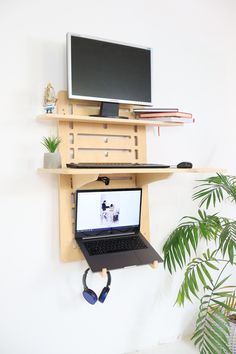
[177,161,193,168]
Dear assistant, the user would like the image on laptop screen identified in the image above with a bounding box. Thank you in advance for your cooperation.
[75,189,142,235]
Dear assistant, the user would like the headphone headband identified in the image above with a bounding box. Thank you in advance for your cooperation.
[82,268,111,289]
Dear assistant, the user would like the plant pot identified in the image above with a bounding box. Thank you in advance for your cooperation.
[43,152,61,169]
[229,314,236,353]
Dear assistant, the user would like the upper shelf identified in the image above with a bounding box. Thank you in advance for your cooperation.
[38,114,185,127]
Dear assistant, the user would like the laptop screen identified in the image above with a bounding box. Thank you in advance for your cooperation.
[75,188,142,237]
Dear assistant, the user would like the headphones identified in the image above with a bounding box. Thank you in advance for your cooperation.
[82,268,111,305]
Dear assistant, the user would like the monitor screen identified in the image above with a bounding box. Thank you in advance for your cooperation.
[67,33,152,106]
[75,188,142,236]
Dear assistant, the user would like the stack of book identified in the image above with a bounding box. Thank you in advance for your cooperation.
[133,108,194,123]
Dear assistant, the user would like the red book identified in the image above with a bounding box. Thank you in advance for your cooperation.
[138,111,192,118]
[136,117,195,123]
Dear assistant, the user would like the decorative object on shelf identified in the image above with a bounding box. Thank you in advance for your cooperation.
[43,82,57,113]
[41,135,61,169]
[163,174,236,354]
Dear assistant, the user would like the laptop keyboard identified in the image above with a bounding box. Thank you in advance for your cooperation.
[84,236,147,256]
[66,162,170,169]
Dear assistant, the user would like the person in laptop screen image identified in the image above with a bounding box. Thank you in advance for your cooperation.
[100,194,120,226]
[102,200,109,211]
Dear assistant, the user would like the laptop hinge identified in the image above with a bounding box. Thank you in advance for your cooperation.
[82,232,136,240]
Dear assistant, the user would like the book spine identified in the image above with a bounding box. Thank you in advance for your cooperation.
[136,117,195,123]
[138,112,192,118]
[133,108,179,113]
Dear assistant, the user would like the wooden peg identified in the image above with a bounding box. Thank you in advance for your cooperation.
[101,268,107,277]
[150,260,158,269]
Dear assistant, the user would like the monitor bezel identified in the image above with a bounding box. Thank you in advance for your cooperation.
[67,33,153,106]
[75,187,142,238]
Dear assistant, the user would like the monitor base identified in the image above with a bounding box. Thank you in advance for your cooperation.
[90,102,128,119]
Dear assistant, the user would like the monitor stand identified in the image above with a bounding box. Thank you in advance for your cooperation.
[90,102,128,119]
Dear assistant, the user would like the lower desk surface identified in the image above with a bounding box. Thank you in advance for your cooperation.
[38,167,221,175]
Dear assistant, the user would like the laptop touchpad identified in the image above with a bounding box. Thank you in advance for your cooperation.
[97,252,139,270]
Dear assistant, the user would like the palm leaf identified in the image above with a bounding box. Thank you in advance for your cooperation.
[176,250,219,305]
[224,290,236,316]
[193,174,236,208]
[218,221,236,264]
[192,273,236,354]
[192,292,233,353]
[163,212,222,273]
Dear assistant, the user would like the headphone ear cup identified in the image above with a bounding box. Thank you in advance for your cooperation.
[83,288,98,305]
[99,286,110,303]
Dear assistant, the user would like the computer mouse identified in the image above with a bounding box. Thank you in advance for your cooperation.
[177,161,193,168]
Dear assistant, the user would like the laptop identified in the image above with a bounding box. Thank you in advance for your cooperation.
[75,188,163,272]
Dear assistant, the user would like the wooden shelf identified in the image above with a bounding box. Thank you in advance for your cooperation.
[38,167,224,189]
[38,113,185,127]
[38,167,221,175]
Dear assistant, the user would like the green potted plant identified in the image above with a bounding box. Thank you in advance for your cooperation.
[163,174,236,354]
[42,135,61,168]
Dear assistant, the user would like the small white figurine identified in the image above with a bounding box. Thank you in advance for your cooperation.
[43,82,57,113]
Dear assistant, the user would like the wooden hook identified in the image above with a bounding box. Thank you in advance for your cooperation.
[150,260,158,269]
[100,268,108,277]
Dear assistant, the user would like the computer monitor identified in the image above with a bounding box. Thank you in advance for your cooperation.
[67,33,152,117]
[75,188,142,237]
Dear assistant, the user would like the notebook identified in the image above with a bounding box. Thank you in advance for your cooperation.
[75,188,163,272]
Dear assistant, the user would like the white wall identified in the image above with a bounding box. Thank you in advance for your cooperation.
[1,1,236,353]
